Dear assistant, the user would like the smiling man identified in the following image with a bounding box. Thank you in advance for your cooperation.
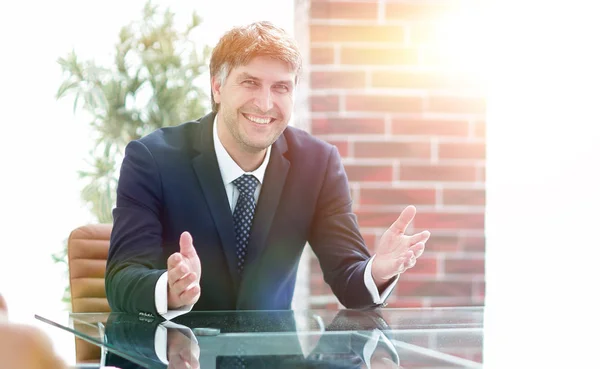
[106,21,430,318]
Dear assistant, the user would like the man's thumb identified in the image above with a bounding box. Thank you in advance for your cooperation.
[179,231,196,257]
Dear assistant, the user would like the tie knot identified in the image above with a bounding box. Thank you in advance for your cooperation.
[232,174,259,197]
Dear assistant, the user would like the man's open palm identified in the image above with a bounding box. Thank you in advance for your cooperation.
[372,205,430,286]
[167,232,202,309]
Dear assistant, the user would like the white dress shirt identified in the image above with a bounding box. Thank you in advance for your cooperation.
[154,116,397,320]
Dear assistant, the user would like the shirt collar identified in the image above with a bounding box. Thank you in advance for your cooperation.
[213,114,271,186]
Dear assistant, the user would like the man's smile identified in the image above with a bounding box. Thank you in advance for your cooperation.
[242,113,275,125]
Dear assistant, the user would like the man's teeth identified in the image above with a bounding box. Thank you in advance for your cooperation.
[245,114,271,124]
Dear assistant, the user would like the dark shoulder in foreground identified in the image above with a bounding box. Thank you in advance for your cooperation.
[136,119,204,153]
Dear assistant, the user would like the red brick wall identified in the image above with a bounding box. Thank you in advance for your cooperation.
[305,0,486,309]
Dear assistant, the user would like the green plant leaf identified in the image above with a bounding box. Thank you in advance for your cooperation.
[53,0,211,304]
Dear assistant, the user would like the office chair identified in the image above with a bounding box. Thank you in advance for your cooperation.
[67,224,112,364]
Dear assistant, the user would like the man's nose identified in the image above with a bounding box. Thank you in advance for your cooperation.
[254,87,274,113]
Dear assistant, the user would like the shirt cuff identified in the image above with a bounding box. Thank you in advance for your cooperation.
[155,321,198,365]
[155,272,194,320]
[361,329,400,368]
[364,256,399,304]
[362,329,382,369]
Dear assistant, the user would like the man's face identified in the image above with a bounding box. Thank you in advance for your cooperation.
[212,56,296,154]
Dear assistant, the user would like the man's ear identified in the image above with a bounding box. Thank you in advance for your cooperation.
[211,76,222,104]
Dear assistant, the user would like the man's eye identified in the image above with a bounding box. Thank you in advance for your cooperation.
[274,84,289,92]
[243,80,258,86]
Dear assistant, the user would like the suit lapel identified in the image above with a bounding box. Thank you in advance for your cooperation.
[191,113,240,291]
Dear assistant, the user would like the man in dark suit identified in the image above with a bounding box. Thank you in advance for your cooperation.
[106,21,430,319]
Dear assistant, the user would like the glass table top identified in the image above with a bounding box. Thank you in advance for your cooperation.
[36,307,483,368]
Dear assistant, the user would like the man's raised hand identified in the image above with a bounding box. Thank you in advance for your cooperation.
[167,232,201,309]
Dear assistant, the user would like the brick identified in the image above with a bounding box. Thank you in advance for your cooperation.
[409,23,438,45]
[360,188,436,206]
[392,118,469,137]
[344,164,393,182]
[346,95,423,113]
[311,46,335,65]
[310,277,333,295]
[413,212,485,230]
[361,232,377,252]
[311,1,378,20]
[409,256,438,275]
[444,257,485,275]
[371,70,476,89]
[478,165,486,182]
[354,141,431,159]
[309,300,341,310]
[400,164,478,182]
[463,235,485,252]
[420,47,445,66]
[428,96,486,114]
[473,121,486,137]
[438,142,486,160]
[326,140,349,157]
[356,210,400,227]
[311,25,405,43]
[391,280,472,298]
[474,281,485,300]
[312,117,385,135]
[443,188,485,206]
[385,1,461,21]
[311,71,366,89]
[426,234,461,252]
[340,47,419,65]
[311,95,339,112]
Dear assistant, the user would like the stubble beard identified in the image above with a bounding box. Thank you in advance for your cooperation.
[223,107,285,154]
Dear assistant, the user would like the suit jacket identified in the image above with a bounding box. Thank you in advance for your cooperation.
[106,112,379,314]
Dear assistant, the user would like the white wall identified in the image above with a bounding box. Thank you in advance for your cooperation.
[485,1,600,367]
[0,0,293,364]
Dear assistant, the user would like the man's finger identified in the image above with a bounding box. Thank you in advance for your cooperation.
[169,263,190,287]
[179,284,201,306]
[409,242,426,258]
[409,231,430,245]
[389,205,417,236]
[180,342,200,369]
[179,232,197,258]
[168,253,182,271]
[171,272,197,296]
[406,253,417,268]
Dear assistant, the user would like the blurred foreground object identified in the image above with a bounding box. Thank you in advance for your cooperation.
[0,293,67,369]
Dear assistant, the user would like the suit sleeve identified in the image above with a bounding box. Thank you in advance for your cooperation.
[308,145,379,309]
[105,140,167,314]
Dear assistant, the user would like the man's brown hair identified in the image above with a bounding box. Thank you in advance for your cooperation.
[209,21,302,113]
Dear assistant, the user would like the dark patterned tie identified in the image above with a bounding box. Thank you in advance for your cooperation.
[232,174,259,274]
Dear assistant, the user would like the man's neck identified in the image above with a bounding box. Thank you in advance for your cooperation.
[228,147,266,173]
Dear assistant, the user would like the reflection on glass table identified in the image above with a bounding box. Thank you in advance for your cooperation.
[36,307,483,369]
